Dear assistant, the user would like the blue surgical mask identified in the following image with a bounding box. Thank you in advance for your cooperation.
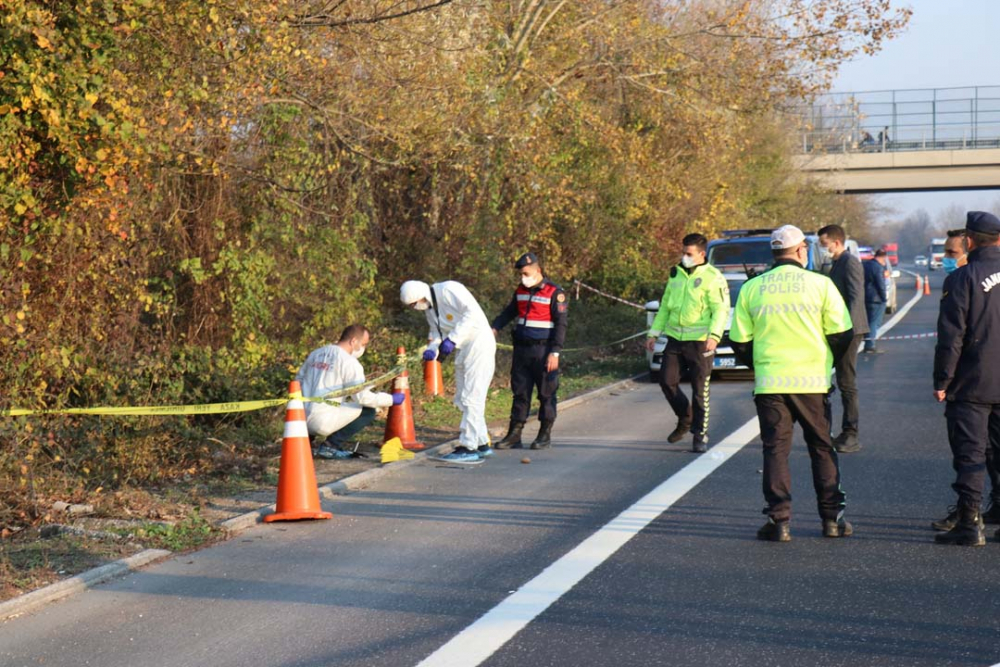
[943,257,959,274]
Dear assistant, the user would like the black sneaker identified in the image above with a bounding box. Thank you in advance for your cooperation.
[757,518,791,542]
[823,517,854,538]
[667,422,691,444]
[931,505,958,531]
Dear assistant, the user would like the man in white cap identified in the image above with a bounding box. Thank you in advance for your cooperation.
[729,225,855,542]
[400,279,496,464]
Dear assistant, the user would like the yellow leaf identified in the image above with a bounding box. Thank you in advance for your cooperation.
[95,149,109,161]
[85,92,98,106]
[14,203,26,215]
[35,33,51,50]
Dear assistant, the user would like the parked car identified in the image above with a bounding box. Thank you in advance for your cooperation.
[645,273,749,382]
[914,255,929,267]
[884,265,898,314]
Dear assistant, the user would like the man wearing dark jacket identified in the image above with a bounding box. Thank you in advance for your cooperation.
[932,210,1000,546]
[492,253,568,450]
[862,250,889,353]
[819,225,869,454]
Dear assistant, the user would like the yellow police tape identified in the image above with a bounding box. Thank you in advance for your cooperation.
[495,330,649,353]
[2,364,407,418]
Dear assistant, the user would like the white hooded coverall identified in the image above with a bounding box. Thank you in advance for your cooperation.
[424,281,496,449]
[295,345,394,438]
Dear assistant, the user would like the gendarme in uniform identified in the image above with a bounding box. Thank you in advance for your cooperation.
[932,210,1000,546]
[729,225,855,542]
[492,253,568,450]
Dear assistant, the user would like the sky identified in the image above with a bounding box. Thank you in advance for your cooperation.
[831,0,1000,225]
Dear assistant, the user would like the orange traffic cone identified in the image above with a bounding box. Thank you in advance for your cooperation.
[915,275,923,291]
[264,381,333,523]
[924,275,931,295]
[424,359,444,397]
[384,347,425,451]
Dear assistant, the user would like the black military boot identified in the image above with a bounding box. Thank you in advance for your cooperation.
[934,506,986,547]
[530,422,553,450]
[823,516,854,538]
[691,433,707,454]
[981,499,1000,524]
[756,517,791,542]
[495,421,524,450]
[931,505,958,531]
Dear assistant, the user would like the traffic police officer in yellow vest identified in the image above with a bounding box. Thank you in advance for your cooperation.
[646,233,729,453]
[729,225,855,542]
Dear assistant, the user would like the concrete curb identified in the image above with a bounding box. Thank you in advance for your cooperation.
[219,372,646,534]
[1,372,646,620]
[0,549,171,622]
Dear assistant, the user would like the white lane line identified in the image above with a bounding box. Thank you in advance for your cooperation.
[879,278,924,337]
[415,416,761,667]
[418,278,927,667]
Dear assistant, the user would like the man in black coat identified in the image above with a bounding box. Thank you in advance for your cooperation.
[932,210,1000,546]
[819,225,868,454]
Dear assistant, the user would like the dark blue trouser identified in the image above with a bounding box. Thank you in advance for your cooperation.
[864,301,885,349]
[944,401,999,510]
[324,407,377,448]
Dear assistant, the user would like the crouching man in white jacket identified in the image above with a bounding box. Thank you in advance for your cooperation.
[400,280,497,464]
[295,324,404,459]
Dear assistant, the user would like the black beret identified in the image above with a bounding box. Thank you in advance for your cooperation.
[966,211,1000,235]
[515,252,538,269]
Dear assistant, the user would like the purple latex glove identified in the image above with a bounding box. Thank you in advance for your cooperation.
[439,338,456,358]
[391,392,406,406]
[422,349,437,362]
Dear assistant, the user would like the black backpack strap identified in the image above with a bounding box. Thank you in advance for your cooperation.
[430,285,444,340]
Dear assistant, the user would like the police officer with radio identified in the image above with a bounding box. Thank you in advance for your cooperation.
[932,211,1000,546]
[729,225,855,542]
[492,253,568,450]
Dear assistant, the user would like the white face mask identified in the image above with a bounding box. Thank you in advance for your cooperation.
[412,301,430,311]
[680,255,699,269]
[521,273,542,289]
[352,345,366,359]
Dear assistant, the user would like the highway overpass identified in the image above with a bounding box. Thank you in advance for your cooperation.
[796,86,1000,193]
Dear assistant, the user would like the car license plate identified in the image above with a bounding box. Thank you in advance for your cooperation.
[714,356,736,368]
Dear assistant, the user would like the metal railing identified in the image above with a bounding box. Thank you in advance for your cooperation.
[797,86,1000,154]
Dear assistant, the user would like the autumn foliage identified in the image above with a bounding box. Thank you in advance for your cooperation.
[0,1,909,523]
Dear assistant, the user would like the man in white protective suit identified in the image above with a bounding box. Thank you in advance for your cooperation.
[295,324,405,460]
[400,280,497,464]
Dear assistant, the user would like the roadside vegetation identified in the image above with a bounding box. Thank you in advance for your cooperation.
[2,1,909,595]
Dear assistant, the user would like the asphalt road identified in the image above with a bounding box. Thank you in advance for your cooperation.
[2,269,998,667]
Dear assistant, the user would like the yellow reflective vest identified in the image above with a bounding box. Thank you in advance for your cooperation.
[649,263,730,342]
[729,262,852,394]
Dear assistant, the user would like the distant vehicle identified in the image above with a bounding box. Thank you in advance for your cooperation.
[882,242,899,266]
[858,246,875,261]
[884,265,898,314]
[914,255,929,267]
[646,272,750,382]
[706,229,824,274]
[929,237,946,270]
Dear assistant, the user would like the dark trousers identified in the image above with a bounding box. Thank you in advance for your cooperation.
[988,411,1000,503]
[944,401,1000,510]
[832,334,864,436]
[325,407,377,448]
[659,338,712,436]
[755,393,846,522]
[864,301,885,350]
[510,343,559,424]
